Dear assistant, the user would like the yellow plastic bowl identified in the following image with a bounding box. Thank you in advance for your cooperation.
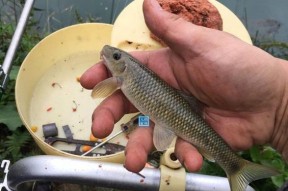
[15,23,132,163]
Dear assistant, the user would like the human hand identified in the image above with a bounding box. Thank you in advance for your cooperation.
[80,0,288,172]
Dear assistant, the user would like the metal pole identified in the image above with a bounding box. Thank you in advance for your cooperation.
[7,155,255,191]
[7,156,161,191]
[0,0,35,96]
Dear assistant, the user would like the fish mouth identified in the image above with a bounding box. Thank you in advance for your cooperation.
[100,50,108,66]
[100,52,112,76]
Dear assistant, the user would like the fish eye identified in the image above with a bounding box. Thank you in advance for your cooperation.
[113,52,121,60]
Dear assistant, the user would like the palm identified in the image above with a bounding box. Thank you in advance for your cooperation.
[132,32,280,151]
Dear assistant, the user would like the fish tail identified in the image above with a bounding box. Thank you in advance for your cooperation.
[227,159,279,191]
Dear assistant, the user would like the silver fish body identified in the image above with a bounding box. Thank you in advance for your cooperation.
[93,45,279,191]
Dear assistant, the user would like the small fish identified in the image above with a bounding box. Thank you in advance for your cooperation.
[92,45,279,191]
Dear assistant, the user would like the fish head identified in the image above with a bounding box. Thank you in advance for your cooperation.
[101,45,127,76]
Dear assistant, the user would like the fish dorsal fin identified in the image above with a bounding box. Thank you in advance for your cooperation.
[91,77,121,98]
[153,124,176,151]
[198,147,215,162]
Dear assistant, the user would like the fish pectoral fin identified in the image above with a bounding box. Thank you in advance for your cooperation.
[91,77,122,98]
[198,148,215,162]
[153,124,176,151]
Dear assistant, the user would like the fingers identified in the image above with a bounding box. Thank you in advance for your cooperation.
[143,0,185,43]
[125,132,203,172]
[175,138,203,172]
[143,0,201,55]
[81,49,180,91]
[91,90,137,138]
[91,88,153,172]
[142,0,237,60]
[124,126,154,172]
[80,62,109,89]
[80,54,150,171]
[91,88,203,172]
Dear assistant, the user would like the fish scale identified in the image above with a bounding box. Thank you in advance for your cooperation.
[123,56,233,162]
[93,45,279,191]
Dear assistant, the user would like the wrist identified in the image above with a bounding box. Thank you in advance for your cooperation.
[272,58,288,163]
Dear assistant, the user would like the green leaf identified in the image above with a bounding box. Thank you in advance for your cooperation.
[249,146,261,162]
[199,160,226,177]
[9,66,20,80]
[272,175,285,188]
[271,158,285,171]
[262,148,275,159]
[0,103,22,130]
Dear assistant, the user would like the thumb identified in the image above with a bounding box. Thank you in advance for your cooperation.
[142,0,201,52]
